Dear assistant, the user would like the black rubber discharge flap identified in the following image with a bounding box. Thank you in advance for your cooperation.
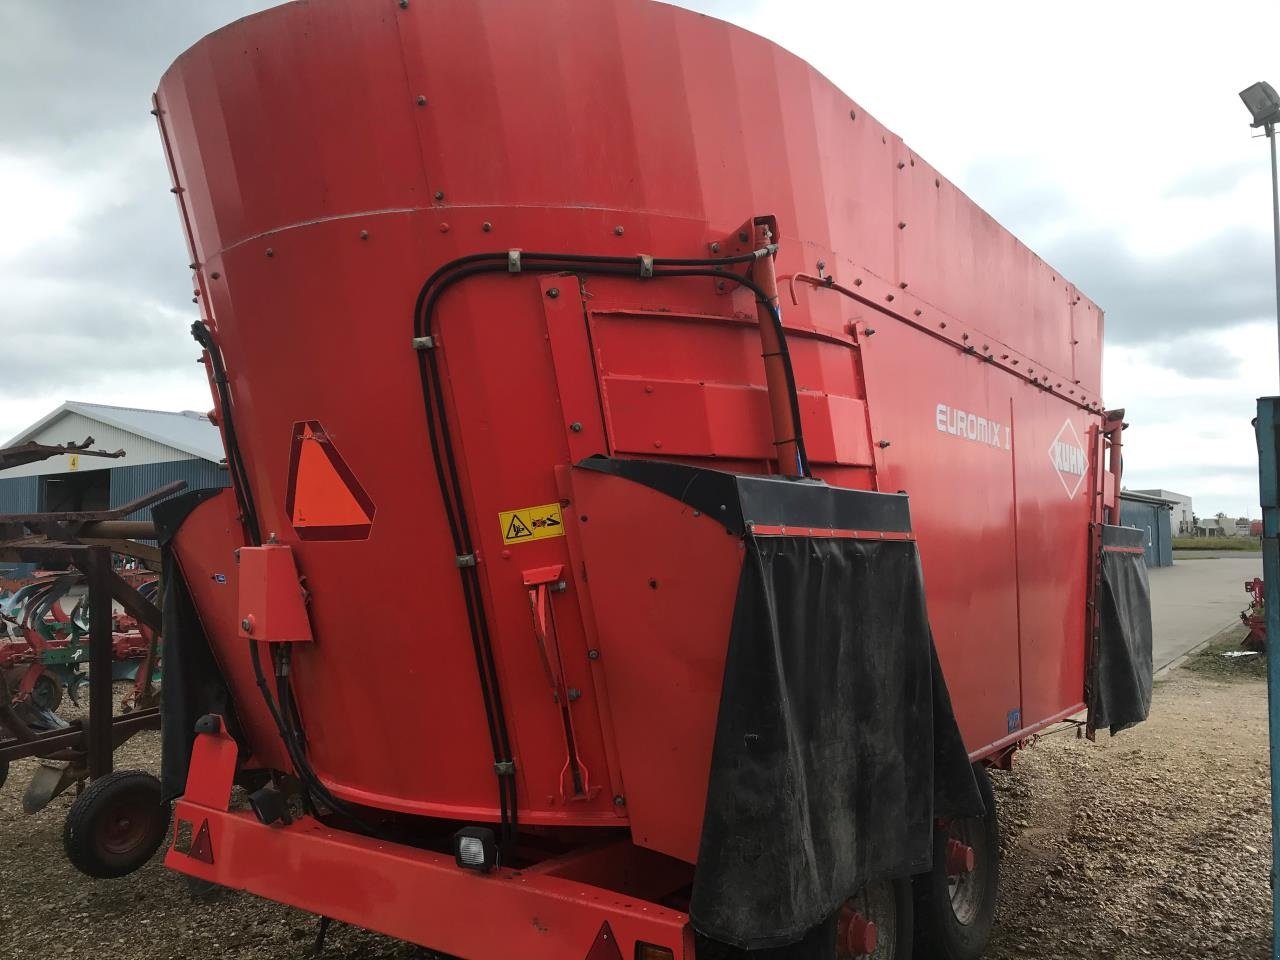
[154,489,241,802]
[1088,524,1153,736]
[689,534,982,952]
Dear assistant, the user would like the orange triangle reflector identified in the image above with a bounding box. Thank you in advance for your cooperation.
[285,421,375,540]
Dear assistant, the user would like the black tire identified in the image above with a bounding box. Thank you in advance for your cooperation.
[912,763,999,960]
[63,770,171,879]
[0,756,8,791]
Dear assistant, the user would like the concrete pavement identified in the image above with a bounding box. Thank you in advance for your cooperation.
[1148,554,1262,670]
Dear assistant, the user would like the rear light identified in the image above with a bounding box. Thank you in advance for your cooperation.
[635,943,675,960]
[453,826,498,873]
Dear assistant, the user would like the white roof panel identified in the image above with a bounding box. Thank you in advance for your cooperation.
[4,401,225,463]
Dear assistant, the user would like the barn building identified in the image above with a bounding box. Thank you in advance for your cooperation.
[1129,488,1193,535]
[1119,490,1176,568]
[0,402,228,574]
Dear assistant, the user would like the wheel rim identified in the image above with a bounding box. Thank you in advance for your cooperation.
[96,789,152,856]
[837,881,897,958]
[946,817,985,926]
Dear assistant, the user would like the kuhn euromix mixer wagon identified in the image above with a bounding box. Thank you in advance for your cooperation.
[138,1,1153,958]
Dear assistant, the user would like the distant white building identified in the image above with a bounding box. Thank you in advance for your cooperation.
[1130,489,1192,535]
[1195,516,1230,537]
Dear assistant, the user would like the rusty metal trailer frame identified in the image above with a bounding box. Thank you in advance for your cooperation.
[0,483,177,785]
[0,545,161,780]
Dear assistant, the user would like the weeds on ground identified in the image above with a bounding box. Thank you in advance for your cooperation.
[1182,623,1268,680]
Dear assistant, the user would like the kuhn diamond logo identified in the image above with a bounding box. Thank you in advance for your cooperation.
[1049,419,1087,498]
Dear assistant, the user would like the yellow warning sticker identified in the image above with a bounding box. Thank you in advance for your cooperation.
[498,502,565,545]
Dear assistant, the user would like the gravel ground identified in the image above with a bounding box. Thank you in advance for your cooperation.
[984,639,1271,960]
[0,660,1272,960]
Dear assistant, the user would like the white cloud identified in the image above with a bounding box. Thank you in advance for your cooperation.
[702,0,1280,517]
[1106,320,1274,516]
[0,154,83,261]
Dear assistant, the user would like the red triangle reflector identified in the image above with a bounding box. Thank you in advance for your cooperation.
[285,421,375,540]
[585,922,623,960]
[189,819,214,864]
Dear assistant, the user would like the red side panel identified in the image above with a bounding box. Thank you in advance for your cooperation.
[1011,394,1092,731]
[854,318,1023,753]
[591,309,876,470]
[566,469,744,863]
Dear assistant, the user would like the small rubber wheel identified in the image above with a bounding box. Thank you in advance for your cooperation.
[63,770,171,879]
[912,763,999,960]
[0,756,8,791]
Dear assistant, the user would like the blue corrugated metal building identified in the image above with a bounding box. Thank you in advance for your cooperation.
[0,402,229,575]
[1119,490,1176,568]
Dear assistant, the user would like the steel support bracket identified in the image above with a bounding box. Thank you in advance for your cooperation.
[709,217,759,295]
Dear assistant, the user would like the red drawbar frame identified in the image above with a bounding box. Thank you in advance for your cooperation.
[168,723,693,960]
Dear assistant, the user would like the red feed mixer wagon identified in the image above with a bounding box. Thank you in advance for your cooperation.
[131,1,1152,958]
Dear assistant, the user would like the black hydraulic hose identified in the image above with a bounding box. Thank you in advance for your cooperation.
[413,264,516,846]
[411,247,775,319]
[410,246,810,852]
[190,322,386,833]
[191,322,262,546]
[416,259,808,475]
[253,640,383,832]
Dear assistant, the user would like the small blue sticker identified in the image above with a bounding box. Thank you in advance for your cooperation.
[212,573,227,584]
[1007,708,1021,733]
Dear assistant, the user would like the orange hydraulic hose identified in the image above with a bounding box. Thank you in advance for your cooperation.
[752,223,803,476]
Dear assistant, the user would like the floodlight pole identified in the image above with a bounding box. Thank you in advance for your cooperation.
[1267,118,1280,960]
[1241,82,1280,960]
[1268,121,1280,387]
[1261,116,1280,960]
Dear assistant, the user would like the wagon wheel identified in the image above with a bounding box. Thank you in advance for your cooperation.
[63,770,171,879]
[837,878,913,958]
[911,763,999,960]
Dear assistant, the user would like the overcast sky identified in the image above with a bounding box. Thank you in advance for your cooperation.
[1,1,1277,517]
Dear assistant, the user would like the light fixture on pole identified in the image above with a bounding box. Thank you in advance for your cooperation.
[1239,79,1280,960]
[1239,81,1280,384]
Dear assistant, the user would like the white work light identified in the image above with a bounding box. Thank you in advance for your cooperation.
[1237,82,1280,390]
[453,826,498,873]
